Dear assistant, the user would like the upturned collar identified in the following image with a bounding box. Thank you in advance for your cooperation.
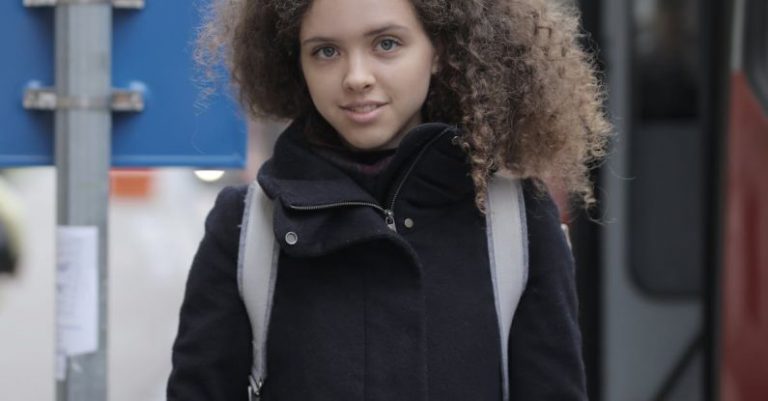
[257,119,473,257]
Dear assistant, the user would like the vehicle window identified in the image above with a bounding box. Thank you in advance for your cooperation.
[633,0,700,121]
[628,0,705,298]
[745,0,767,113]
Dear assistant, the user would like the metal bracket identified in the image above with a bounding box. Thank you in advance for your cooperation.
[23,88,145,112]
[23,0,144,9]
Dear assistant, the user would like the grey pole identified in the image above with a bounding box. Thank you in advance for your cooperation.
[55,3,111,400]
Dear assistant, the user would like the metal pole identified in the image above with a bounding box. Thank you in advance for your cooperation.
[55,3,111,400]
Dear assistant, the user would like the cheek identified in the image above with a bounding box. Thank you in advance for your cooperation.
[303,69,335,108]
[389,54,434,100]
[407,45,436,84]
[301,59,328,97]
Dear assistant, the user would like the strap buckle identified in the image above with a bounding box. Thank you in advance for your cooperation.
[248,376,264,401]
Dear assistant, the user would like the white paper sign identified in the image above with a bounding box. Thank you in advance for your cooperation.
[55,226,99,380]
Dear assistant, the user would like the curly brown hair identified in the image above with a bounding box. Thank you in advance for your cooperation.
[197,0,611,209]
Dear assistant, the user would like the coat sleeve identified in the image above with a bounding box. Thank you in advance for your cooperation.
[167,186,253,401]
[506,182,588,400]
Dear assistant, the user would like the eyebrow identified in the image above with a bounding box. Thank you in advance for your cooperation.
[301,24,409,47]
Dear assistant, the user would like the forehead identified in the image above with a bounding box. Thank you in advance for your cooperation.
[300,0,421,38]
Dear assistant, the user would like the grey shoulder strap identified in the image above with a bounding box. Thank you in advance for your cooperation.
[238,176,528,401]
[237,181,278,401]
[485,174,529,401]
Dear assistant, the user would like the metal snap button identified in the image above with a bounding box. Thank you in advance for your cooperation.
[404,218,415,229]
[285,232,298,245]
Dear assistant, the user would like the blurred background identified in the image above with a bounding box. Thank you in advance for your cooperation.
[0,0,766,400]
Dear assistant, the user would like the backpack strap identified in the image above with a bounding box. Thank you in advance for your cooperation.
[485,174,529,401]
[237,181,279,401]
[238,176,528,401]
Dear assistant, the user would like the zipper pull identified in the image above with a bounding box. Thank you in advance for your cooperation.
[384,209,397,232]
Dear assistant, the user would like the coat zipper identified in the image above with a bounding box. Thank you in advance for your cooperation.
[289,201,397,231]
[288,127,455,232]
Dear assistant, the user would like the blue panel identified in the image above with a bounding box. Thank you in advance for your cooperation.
[0,2,246,168]
[0,4,54,166]
[112,1,246,168]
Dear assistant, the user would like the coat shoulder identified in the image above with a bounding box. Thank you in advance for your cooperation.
[203,185,249,254]
[520,178,574,270]
[520,179,562,227]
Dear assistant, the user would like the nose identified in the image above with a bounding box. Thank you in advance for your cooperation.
[342,52,375,93]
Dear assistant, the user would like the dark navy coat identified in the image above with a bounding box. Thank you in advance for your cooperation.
[167,121,587,401]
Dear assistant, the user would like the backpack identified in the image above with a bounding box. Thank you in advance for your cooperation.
[237,174,529,401]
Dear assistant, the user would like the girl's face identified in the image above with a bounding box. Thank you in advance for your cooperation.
[299,0,438,151]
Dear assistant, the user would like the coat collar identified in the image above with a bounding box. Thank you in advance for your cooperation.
[257,119,471,257]
[258,119,460,206]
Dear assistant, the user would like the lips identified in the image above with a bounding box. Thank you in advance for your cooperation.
[344,104,382,112]
[340,101,387,124]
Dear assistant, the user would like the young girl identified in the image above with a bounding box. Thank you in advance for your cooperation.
[168,0,610,400]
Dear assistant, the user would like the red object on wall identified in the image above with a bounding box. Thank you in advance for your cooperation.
[720,73,768,401]
[110,169,153,199]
